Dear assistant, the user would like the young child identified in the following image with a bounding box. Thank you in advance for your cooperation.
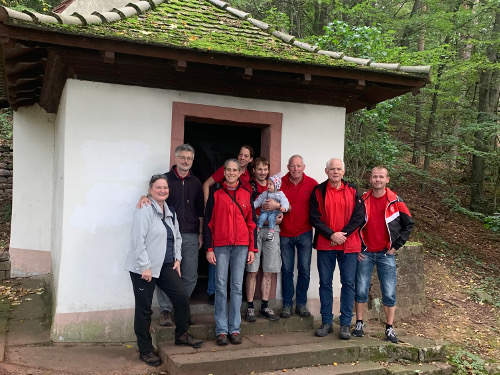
[253,173,290,241]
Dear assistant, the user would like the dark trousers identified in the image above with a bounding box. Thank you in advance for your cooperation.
[130,263,190,355]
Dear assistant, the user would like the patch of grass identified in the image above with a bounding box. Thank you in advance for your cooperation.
[448,347,489,375]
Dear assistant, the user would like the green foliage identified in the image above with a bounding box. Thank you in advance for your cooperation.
[344,99,411,187]
[442,198,500,232]
[448,347,488,375]
[0,0,59,12]
[317,20,398,60]
[0,109,12,145]
[262,6,290,32]
[484,213,500,232]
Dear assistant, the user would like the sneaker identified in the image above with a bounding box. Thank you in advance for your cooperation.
[260,307,280,321]
[352,321,365,337]
[339,325,351,340]
[266,231,274,241]
[229,332,242,345]
[216,333,229,346]
[385,326,399,343]
[280,306,292,318]
[245,307,257,322]
[208,293,215,305]
[295,305,311,317]
[139,352,161,367]
[159,310,172,327]
[175,332,204,348]
[315,323,333,337]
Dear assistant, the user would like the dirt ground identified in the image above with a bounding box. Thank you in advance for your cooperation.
[393,179,500,365]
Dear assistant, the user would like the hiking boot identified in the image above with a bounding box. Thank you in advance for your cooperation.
[159,310,172,326]
[385,326,399,343]
[280,306,292,318]
[229,332,242,345]
[245,307,257,322]
[208,293,215,305]
[352,321,365,337]
[139,352,161,367]
[175,332,204,348]
[216,333,229,346]
[260,307,280,321]
[315,323,333,337]
[339,325,351,340]
[266,231,274,241]
[295,304,311,317]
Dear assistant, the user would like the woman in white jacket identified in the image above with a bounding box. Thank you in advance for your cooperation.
[125,174,203,367]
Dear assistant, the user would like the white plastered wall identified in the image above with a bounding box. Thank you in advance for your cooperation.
[46,79,345,341]
[10,105,55,276]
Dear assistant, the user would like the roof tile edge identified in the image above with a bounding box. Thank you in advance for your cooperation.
[207,0,228,9]
[0,0,167,25]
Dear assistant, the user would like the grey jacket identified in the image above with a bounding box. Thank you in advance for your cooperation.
[125,200,182,278]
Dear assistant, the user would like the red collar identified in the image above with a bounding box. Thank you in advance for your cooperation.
[173,166,190,181]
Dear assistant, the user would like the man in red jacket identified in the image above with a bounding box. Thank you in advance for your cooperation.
[262,155,318,318]
[309,158,364,340]
[352,166,414,343]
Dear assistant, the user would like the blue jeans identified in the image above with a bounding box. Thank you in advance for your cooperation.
[257,210,279,230]
[317,250,358,326]
[213,245,248,335]
[355,251,397,307]
[280,230,313,307]
[207,263,216,295]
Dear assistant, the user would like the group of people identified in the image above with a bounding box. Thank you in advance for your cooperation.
[125,143,414,367]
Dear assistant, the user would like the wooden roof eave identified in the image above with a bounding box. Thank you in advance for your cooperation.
[0,22,430,85]
[0,21,429,113]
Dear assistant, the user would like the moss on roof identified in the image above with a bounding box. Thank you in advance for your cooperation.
[34,0,358,68]
[0,0,430,77]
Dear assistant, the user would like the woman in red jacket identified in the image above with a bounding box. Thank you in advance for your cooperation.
[204,159,257,346]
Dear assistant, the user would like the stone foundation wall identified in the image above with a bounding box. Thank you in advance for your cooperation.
[0,144,12,280]
[0,260,10,280]
[363,243,425,322]
[0,145,13,199]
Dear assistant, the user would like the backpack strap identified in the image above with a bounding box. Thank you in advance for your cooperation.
[168,204,176,223]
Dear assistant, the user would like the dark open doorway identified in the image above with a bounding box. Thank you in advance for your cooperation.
[184,120,262,304]
[184,120,261,183]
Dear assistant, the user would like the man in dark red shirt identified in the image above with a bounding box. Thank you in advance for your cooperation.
[265,155,318,318]
[309,158,364,340]
[352,166,414,343]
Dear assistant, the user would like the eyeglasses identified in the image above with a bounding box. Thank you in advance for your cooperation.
[150,174,168,184]
[177,156,193,161]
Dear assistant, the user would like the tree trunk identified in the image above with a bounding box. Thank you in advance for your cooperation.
[470,7,500,212]
[412,96,423,165]
[423,62,445,173]
[400,0,421,48]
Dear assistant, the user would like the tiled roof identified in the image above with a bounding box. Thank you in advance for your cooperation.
[0,0,430,76]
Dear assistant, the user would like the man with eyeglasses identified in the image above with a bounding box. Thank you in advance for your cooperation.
[137,144,204,327]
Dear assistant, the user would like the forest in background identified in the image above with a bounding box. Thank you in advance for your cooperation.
[1,0,498,229]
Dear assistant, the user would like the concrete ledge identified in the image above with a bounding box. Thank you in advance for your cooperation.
[51,308,135,343]
[9,248,51,276]
[153,313,314,342]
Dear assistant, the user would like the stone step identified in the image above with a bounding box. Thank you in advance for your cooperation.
[158,330,447,375]
[255,360,452,374]
[152,313,314,342]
